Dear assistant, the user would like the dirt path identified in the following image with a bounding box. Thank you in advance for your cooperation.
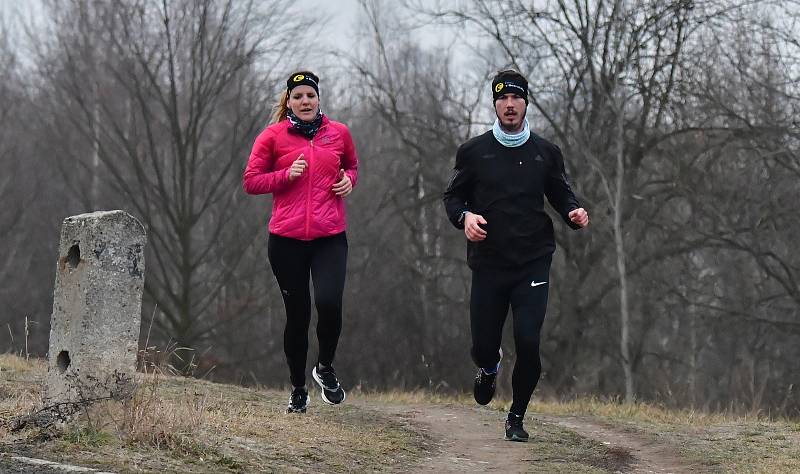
[365,401,696,473]
[0,452,116,473]
[534,414,697,473]
[374,403,533,473]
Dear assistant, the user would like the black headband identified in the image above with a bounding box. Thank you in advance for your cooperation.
[491,71,528,104]
[287,71,320,95]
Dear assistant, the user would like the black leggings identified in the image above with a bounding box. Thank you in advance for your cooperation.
[268,232,348,388]
[470,253,552,417]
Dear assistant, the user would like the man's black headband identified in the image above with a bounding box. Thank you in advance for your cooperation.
[491,71,528,104]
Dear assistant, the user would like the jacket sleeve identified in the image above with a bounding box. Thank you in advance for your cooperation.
[341,126,359,188]
[242,128,291,195]
[545,144,582,230]
[443,145,472,229]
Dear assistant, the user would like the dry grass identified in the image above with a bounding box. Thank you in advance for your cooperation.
[0,355,429,472]
[531,395,794,426]
[346,389,800,472]
[117,372,209,451]
[0,354,45,438]
[527,396,800,473]
[354,388,473,406]
[0,354,45,375]
[2,354,798,473]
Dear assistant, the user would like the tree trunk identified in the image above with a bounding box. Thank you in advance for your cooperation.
[613,93,634,403]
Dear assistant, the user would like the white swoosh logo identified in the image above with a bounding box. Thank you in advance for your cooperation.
[530,281,548,287]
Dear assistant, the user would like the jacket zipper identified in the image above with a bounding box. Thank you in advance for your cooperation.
[305,137,314,239]
[304,124,328,239]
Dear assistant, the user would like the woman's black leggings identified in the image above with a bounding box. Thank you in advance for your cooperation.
[470,253,553,417]
[268,232,348,388]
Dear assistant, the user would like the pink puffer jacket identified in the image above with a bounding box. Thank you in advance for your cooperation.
[243,116,359,240]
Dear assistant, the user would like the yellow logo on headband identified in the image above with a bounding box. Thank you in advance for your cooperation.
[293,74,305,82]
[495,83,504,93]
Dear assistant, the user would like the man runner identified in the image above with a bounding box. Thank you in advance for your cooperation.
[443,69,589,441]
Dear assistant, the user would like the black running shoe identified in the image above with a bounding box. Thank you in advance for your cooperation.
[312,365,346,405]
[286,387,309,414]
[504,412,529,442]
[473,367,498,405]
[473,349,502,405]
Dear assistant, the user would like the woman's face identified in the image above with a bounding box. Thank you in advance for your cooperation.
[287,85,319,121]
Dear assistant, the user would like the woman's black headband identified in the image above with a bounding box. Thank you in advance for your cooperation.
[287,71,320,95]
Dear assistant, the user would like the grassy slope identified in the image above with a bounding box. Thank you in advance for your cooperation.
[1,354,426,472]
[529,398,800,473]
[1,355,798,473]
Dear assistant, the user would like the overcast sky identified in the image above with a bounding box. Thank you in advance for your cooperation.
[305,0,362,48]
[2,0,367,51]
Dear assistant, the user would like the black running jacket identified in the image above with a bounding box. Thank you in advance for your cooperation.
[443,131,582,270]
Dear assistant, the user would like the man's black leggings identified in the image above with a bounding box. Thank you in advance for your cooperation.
[470,253,552,417]
[268,232,348,388]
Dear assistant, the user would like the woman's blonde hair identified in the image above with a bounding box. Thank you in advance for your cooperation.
[269,89,290,124]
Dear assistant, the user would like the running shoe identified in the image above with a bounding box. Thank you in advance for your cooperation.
[504,412,529,442]
[286,386,309,414]
[473,349,502,405]
[312,365,346,405]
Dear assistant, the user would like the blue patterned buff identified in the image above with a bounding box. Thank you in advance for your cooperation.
[492,118,530,147]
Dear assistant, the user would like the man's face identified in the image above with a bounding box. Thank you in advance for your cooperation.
[494,93,527,132]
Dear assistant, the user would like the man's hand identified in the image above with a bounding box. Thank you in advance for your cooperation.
[569,207,589,228]
[288,154,307,181]
[464,212,488,241]
[332,169,353,196]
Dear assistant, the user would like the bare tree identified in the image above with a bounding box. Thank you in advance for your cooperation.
[412,0,704,402]
[673,4,800,410]
[331,0,484,388]
[0,18,30,347]
[409,0,799,410]
[0,20,23,251]
[2,0,797,412]
[30,0,315,361]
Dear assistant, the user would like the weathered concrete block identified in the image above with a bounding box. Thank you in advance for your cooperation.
[45,210,146,404]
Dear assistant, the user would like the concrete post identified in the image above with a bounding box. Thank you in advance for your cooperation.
[45,210,146,405]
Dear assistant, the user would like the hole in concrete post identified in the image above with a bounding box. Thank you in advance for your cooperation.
[66,244,80,268]
[57,350,71,373]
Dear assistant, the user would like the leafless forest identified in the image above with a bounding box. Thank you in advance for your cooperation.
[1,0,798,415]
